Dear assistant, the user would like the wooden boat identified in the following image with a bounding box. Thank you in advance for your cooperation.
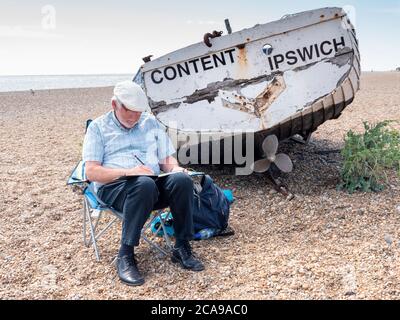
[135,7,360,163]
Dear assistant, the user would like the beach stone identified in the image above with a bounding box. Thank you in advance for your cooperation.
[1,72,400,300]
[384,234,393,246]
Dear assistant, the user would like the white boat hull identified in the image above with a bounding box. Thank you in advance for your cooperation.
[137,7,360,161]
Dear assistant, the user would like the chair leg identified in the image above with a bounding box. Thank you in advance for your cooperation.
[83,199,88,245]
[141,211,173,257]
[141,214,168,256]
[158,215,173,251]
[83,198,173,261]
[94,216,119,241]
[83,197,101,261]
[83,197,90,247]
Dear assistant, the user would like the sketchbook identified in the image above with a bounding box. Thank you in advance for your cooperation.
[116,170,204,181]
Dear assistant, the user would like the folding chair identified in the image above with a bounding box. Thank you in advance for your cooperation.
[67,158,173,261]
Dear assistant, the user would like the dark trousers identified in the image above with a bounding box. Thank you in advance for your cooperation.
[97,172,194,246]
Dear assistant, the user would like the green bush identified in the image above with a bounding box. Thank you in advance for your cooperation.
[338,121,400,193]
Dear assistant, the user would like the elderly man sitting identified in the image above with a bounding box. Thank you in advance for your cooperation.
[82,81,204,286]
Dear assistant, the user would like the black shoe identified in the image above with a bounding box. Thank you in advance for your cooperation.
[116,255,145,286]
[171,241,205,271]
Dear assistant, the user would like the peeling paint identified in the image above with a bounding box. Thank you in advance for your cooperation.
[329,47,353,67]
[336,67,352,89]
[149,99,180,114]
[293,47,352,73]
[293,61,319,72]
[142,7,360,145]
[220,75,286,129]
[254,76,286,113]
[150,72,282,114]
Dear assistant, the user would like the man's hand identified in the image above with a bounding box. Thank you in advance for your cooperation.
[170,166,188,173]
[126,165,155,176]
[85,162,155,184]
[159,156,189,174]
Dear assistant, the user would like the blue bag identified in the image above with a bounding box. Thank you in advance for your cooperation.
[150,210,174,237]
[192,174,231,233]
[151,174,234,240]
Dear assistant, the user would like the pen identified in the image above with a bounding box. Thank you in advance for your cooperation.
[134,154,145,165]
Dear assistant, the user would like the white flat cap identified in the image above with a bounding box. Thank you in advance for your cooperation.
[113,81,150,112]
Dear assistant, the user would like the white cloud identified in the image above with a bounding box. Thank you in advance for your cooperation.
[374,7,400,15]
[186,20,224,26]
[0,26,63,39]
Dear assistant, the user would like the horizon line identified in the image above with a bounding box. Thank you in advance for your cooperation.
[1,69,399,77]
[0,72,136,77]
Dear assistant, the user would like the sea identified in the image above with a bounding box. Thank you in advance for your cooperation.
[0,74,135,92]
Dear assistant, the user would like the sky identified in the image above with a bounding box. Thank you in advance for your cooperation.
[0,0,399,75]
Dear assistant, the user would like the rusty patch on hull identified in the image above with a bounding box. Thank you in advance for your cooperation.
[150,72,283,114]
[293,47,353,73]
[254,76,286,116]
[221,75,286,129]
[150,48,353,116]
[148,99,181,114]
[329,47,353,67]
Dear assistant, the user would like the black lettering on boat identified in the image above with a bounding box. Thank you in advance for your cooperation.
[268,56,274,70]
[314,43,321,58]
[189,59,200,73]
[286,51,298,65]
[297,45,314,62]
[148,37,348,84]
[150,49,237,84]
[177,62,190,77]
[224,48,236,63]
[269,37,346,71]
[320,41,333,55]
[333,36,346,52]
[151,70,163,84]
[201,56,213,71]
[213,52,226,68]
[164,66,177,81]
[273,54,285,69]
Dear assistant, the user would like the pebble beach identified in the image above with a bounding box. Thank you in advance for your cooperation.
[0,71,399,299]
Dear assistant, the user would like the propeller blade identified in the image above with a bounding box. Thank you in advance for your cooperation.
[262,135,279,159]
[274,153,293,173]
[252,158,271,173]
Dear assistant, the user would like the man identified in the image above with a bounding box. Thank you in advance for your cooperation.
[82,80,204,286]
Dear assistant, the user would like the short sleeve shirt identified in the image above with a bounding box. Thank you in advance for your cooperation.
[82,111,176,191]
